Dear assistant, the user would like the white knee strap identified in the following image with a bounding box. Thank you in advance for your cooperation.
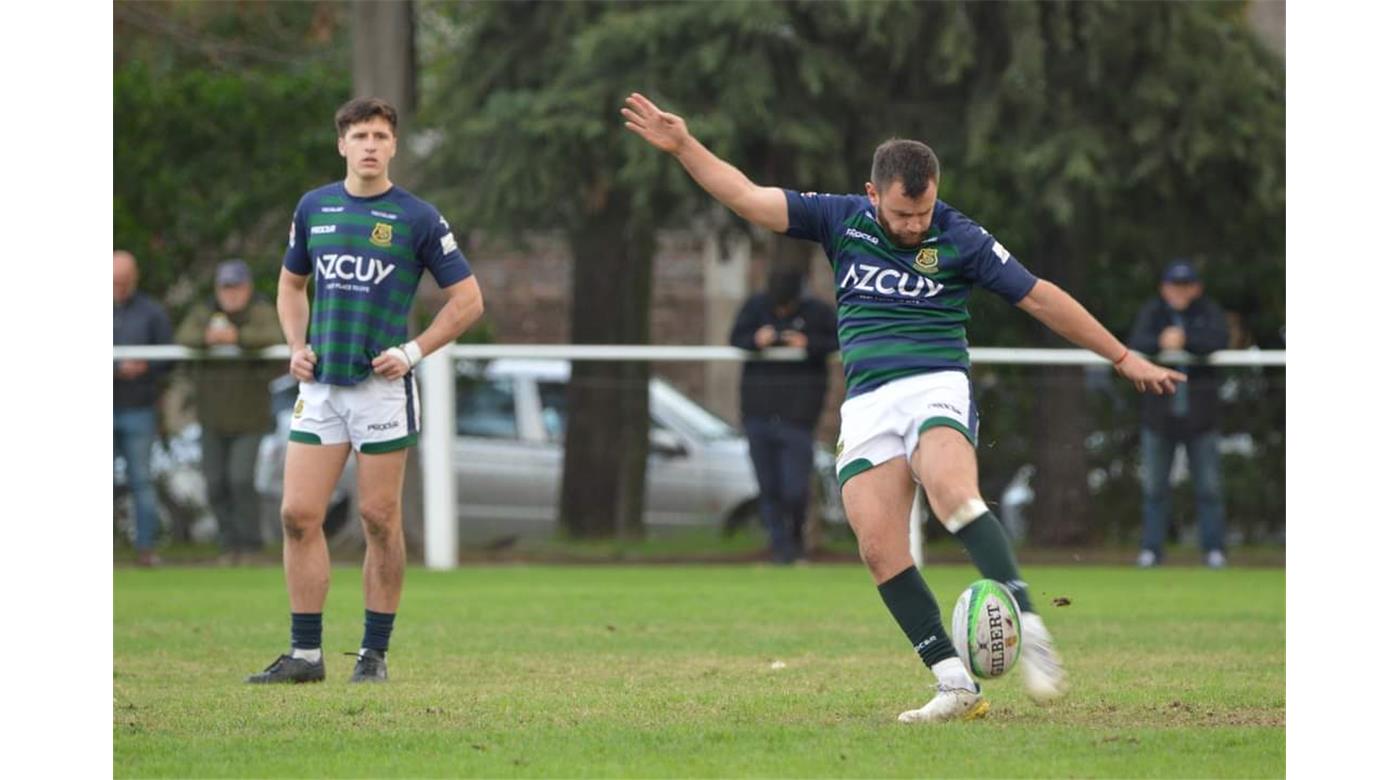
[943,498,988,533]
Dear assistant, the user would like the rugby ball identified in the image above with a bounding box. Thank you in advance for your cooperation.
[951,579,1022,679]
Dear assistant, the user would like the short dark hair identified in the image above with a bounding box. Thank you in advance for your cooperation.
[335,97,398,137]
[870,139,940,198]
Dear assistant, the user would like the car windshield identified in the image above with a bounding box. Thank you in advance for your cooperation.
[649,380,737,441]
[537,378,738,443]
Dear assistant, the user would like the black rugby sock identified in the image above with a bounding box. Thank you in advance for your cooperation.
[362,610,396,653]
[877,565,957,668]
[955,512,1035,614]
[291,612,322,651]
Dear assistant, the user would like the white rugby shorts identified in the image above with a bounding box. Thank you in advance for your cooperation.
[835,370,978,488]
[288,373,421,453]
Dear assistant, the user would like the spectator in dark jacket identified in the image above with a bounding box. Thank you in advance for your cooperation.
[113,250,173,566]
[730,272,839,563]
[175,260,283,564]
[1127,259,1230,569]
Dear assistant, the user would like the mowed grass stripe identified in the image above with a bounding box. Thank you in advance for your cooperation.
[114,564,1285,778]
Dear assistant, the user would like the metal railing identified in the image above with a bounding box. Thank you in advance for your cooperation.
[114,344,1286,568]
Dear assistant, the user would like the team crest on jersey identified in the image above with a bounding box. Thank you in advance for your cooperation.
[370,222,394,247]
[293,399,304,419]
[914,246,940,275]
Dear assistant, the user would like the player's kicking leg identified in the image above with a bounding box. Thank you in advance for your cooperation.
[842,459,989,723]
[913,427,1067,703]
[247,441,351,683]
[347,447,409,683]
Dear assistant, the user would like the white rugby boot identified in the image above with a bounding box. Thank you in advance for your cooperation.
[1019,612,1067,703]
[897,682,989,724]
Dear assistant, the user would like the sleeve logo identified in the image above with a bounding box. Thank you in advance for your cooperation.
[441,232,458,255]
[288,221,296,248]
[992,241,1010,263]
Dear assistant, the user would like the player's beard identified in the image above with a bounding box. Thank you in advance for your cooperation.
[875,208,924,249]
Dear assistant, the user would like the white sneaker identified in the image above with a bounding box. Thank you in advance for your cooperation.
[897,684,989,724]
[1019,613,1067,703]
[1136,549,1158,568]
[1205,549,1227,569]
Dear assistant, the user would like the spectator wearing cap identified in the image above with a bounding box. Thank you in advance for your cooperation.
[729,271,839,563]
[1127,259,1231,568]
[176,259,283,563]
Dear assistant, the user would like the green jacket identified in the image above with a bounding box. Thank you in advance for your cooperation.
[175,297,284,435]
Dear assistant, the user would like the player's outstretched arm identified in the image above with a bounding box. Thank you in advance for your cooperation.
[622,92,788,233]
[1015,280,1187,395]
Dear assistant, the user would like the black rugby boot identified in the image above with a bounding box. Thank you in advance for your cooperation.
[348,649,388,683]
[246,653,326,684]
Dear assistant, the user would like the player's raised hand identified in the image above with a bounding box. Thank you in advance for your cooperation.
[1114,352,1187,395]
[289,346,317,382]
[621,93,690,155]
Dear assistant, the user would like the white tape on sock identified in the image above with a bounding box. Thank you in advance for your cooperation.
[942,498,989,534]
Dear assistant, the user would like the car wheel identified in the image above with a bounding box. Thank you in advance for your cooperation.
[722,500,760,537]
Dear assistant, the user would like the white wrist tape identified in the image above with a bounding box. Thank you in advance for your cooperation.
[389,341,423,369]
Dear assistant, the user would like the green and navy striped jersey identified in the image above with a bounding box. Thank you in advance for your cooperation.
[283,182,472,386]
[784,191,1037,399]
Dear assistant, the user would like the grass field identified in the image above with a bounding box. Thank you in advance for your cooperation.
[114,563,1284,777]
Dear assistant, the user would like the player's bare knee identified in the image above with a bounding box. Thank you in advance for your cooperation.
[280,503,322,541]
[359,500,400,543]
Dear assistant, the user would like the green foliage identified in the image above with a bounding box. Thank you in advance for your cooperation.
[113,2,350,309]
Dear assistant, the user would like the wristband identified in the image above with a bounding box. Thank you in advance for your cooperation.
[1112,348,1130,366]
[389,341,423,369]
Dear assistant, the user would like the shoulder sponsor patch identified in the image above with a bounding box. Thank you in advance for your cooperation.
[288,221,296,248]
[992,241,1010,263]
[441,232,458,255]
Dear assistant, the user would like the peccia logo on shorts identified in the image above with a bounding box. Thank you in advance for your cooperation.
[367,421,400,432]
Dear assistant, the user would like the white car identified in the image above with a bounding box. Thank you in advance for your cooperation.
[255,359,843,547]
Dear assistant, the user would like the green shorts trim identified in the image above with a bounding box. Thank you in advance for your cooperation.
[288,431,323,445]
[359,433,419,454]
[918,416,976,447]
[837,458,876,489]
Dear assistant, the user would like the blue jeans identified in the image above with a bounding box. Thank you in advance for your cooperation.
[1140,426,1225,556]
[744,417,816,563]
[114,407,160,551]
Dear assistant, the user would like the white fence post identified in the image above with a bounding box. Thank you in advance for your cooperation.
[420,348,456,570]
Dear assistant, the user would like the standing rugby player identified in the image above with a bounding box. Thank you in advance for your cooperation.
[622,93,1183,722]
[248,98,484,684]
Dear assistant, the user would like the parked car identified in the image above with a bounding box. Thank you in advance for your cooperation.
[253,358,844,546]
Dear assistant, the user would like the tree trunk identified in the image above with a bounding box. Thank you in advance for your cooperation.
[559,193,655,539]
[353,0,425,555]
[1028,235,1094,546]
[351,1,417,122]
